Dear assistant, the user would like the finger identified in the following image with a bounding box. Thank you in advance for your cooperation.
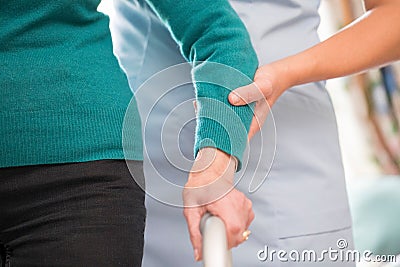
[228,82,264,106]
[183,207,204,261]
[247,116,261,140]
[193,100,198,115]
[207,203,243,249]
[219,207,247,248]
[225,218,243,249]
[248,100,269,140]
[246,200,255,229]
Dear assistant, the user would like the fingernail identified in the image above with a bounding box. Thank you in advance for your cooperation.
[194,249,200,261]
[230,93,239,104]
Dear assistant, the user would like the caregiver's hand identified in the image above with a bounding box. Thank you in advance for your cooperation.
[183,147,254,261]
[228,63,291,139]
[229,0,400,140]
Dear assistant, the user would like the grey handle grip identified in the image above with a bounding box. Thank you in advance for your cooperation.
[200,213,232,267]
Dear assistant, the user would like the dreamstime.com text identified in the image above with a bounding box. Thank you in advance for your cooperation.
[257,239,398,263]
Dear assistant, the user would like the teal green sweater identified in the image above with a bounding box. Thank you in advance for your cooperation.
[0,0,258,169]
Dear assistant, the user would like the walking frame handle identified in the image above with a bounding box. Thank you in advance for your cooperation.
[200,213,233,267]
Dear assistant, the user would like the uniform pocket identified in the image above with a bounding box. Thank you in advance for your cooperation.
[276,226,356,267]
[276,207,352,240]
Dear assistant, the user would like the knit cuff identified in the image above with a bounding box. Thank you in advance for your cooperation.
[192,62,255,171]
[194,94,254,171]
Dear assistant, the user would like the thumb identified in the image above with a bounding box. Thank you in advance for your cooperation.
[193,100,198,115]
[228,82,264,106]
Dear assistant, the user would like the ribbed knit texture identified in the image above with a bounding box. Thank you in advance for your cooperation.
[1,0,257,169]
[146,0,258,169]
[0,0,141,168]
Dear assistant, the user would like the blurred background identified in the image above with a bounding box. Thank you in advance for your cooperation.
[99,0,400,265]
[319,1,400,266]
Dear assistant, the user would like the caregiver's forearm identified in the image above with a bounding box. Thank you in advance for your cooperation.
[276,0,400,89]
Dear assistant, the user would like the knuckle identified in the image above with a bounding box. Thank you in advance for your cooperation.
[249,210,255,222]
[236,189,245,198]
[232,237,241,248]
[228,237,238,249]
[228,223,242,235]
[247,199,253,209]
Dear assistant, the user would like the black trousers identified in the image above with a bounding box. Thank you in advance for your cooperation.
[0,160,146,267]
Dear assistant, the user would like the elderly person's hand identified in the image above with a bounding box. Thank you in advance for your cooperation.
[183,147,254,261]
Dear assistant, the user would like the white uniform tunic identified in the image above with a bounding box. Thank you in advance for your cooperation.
[109,0,355,266]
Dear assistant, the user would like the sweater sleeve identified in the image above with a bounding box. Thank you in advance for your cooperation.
[144,0,258,170]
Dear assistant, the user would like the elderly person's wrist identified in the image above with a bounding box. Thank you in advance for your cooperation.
[189,147,236,185]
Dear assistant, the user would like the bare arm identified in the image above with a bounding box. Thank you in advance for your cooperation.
[229,0,400,138]
[280,0,400,88]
